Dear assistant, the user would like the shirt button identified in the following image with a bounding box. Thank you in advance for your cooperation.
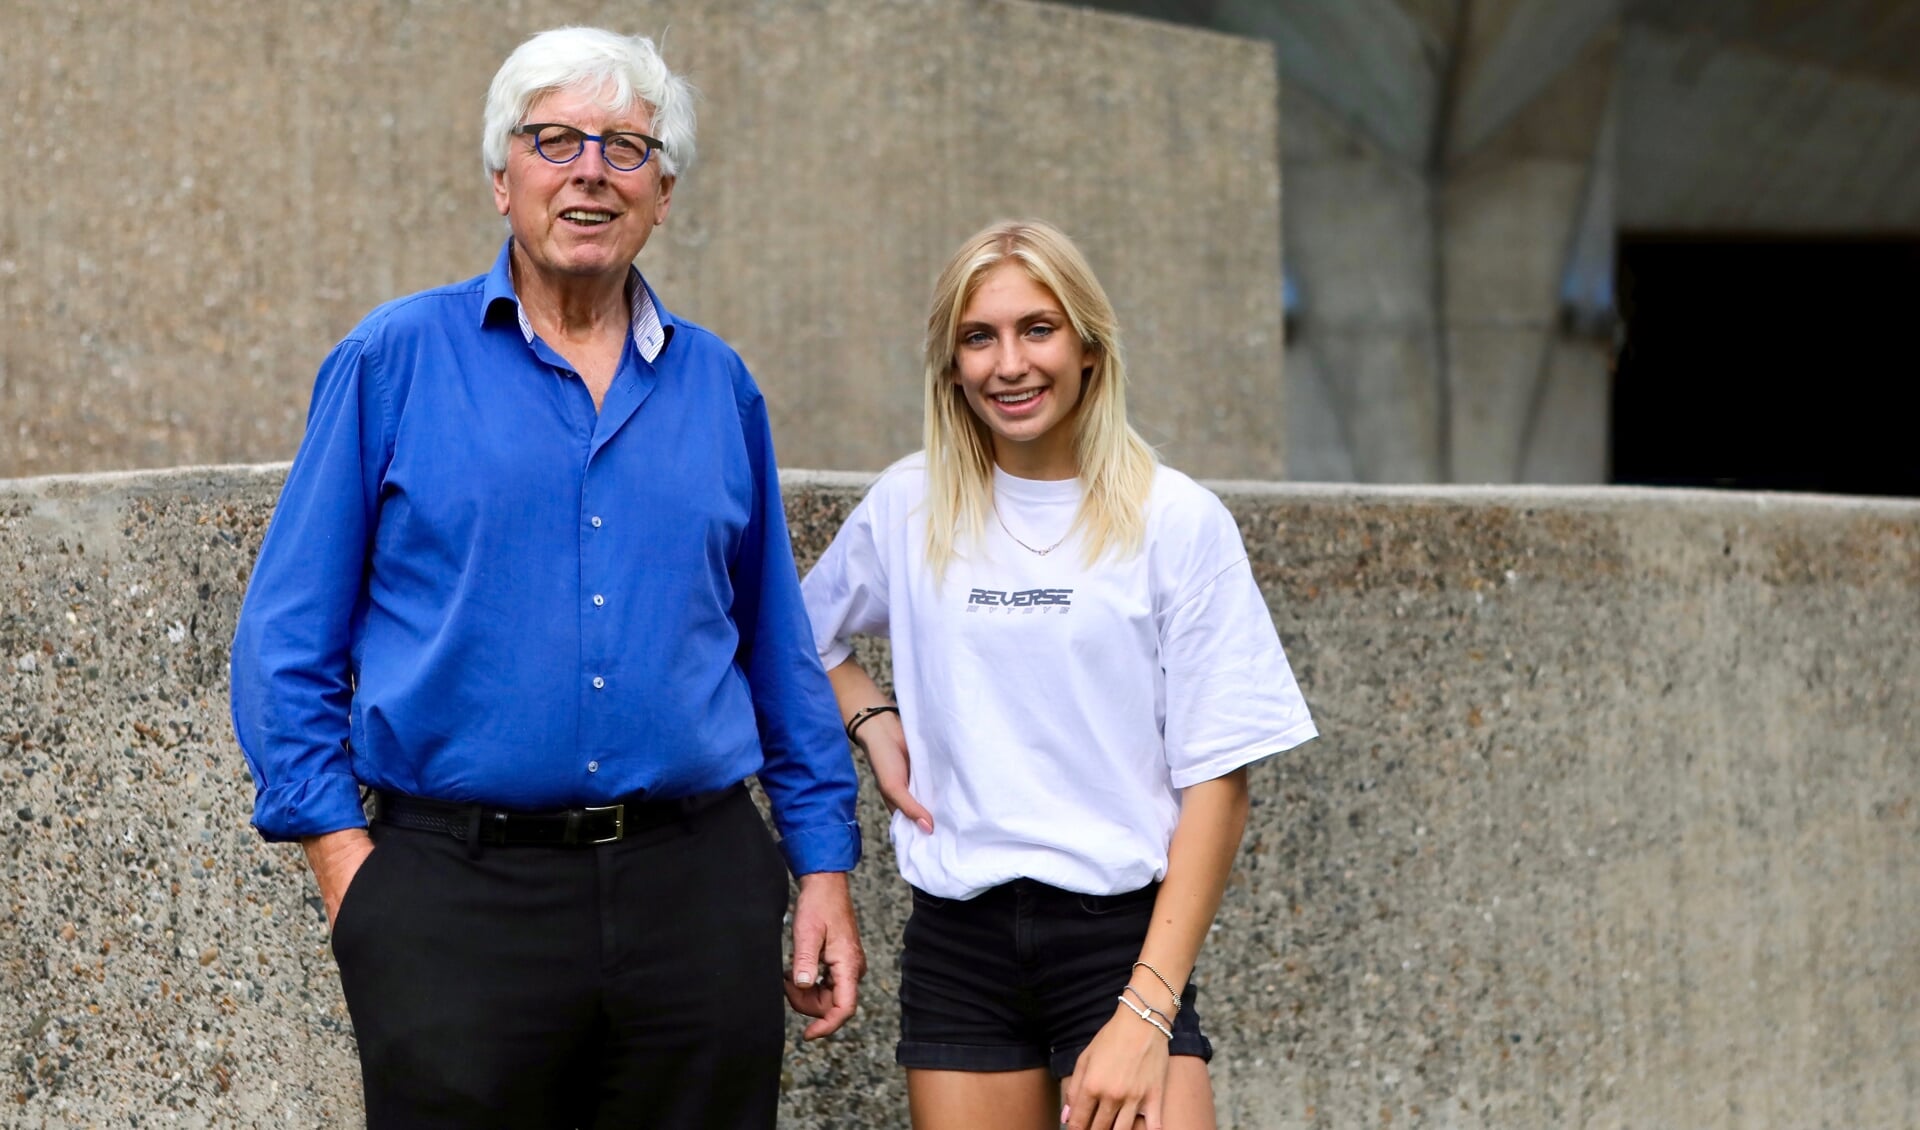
[592,676,605,689]
[592,594,605,607]
[587,761,600,773]
[590,516,603,528]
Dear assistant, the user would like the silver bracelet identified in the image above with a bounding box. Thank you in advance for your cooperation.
[1116,993,1174,1040]
[1122,985,1175,1029]
[1132,960,1183,1016]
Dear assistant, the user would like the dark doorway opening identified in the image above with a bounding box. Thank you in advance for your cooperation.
[1613,236,1920,498]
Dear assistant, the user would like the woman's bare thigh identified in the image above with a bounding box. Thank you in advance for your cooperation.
[908,1067,1059,1130]
[1161,1056,1217,1129]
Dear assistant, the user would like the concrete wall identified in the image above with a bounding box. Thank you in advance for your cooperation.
[1618,20,1920,232]
[1079,0,1920,486]
[1181,0,1623,487]
[0,0,1284,482]
[4,466,1916,1127]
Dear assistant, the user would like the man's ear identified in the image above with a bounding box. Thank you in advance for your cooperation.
[492,167,511,217]
[654,175,676,225]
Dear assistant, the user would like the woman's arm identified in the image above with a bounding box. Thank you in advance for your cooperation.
[1064,766,1252,1130]
[826,657,934,834]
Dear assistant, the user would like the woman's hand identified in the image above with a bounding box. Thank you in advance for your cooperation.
[1062,1003,1171,1130]
[853,711,934,834]
[825,658,934,834]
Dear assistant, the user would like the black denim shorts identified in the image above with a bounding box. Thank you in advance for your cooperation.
[896,878,1213,1079]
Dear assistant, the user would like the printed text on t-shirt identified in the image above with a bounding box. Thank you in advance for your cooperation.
[966,587,1074,612]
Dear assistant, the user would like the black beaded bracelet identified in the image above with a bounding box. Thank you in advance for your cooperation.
[844,704,900,743]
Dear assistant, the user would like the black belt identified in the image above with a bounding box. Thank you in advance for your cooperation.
[372,783,743,847]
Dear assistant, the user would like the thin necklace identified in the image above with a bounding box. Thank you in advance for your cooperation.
[994,501,1071,556]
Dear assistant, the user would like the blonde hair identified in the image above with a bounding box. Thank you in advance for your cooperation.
[921,220,1157,578]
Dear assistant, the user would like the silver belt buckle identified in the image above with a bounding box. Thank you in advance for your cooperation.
[585,803,625,844]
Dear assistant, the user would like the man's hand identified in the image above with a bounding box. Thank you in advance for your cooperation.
[784,870,865,1040]
[301,828,375,929]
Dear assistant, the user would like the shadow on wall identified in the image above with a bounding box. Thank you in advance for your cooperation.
[1613,235,1920,499]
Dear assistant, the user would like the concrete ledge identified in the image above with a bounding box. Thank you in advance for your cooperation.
[4,466,1917,1126]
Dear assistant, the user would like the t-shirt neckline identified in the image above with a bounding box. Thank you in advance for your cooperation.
[991,463,1082,505]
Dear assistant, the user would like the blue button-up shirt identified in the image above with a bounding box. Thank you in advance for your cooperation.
[230,241,859,875]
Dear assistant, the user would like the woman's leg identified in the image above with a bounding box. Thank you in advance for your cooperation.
[908,1067,1059,1130]
[1161,1056,1218,1129]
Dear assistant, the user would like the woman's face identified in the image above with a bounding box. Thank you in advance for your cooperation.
[951,263,1095,480]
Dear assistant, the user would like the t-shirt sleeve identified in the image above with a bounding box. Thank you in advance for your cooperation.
[800,489,892,671]
[1157,494,1317,788]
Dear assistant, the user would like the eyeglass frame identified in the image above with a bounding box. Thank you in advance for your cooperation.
[513,123,667,172]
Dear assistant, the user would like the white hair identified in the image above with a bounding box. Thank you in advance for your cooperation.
[481,27,696,180]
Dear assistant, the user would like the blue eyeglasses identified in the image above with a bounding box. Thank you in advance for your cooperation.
[514,123,665,172]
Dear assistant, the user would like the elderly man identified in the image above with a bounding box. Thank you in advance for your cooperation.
[230,27,863,1129]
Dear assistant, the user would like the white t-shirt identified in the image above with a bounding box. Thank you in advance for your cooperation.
[802,454,1317,899]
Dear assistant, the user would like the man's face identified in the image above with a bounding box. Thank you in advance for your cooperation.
[491,83,674,288]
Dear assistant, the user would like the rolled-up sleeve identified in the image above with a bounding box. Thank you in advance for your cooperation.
[730,392,861,876]
[230,335,391,842]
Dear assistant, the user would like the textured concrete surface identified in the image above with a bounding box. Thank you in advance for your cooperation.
[1117,0,1622,487]
[1515,338,1611,484]
[1275,42,1615,485]
[1085,0,1920,485]
[5,465,1918,1127]
[0,0,1284,482]
[1618,23,1920,232]
[1626,0,1920,99]
[1278,86,1448,485]
[1437,10,1616,488]
[1226,0,1444,166]
[1447,0,1619,161]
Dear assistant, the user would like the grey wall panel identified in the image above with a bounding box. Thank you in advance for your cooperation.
[0,0,1285,481]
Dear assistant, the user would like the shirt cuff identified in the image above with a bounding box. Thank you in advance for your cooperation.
[250,772,369,843]
[778,819,862,876]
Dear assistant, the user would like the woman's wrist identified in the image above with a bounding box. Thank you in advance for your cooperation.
[843,702,899,744]
[1113,993,1174,1040]
[1129,960,1184,1016]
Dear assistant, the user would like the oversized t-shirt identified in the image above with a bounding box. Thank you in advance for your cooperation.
[802,453,1316,899]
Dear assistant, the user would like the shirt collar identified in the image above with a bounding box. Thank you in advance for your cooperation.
[480,239,673,363]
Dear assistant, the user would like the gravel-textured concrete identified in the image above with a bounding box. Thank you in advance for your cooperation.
[4,466,1917,1127]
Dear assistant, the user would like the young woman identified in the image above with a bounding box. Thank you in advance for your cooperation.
[801,220,1316,1130]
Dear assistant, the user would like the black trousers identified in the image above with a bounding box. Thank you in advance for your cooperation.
[330,786,792,1130]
